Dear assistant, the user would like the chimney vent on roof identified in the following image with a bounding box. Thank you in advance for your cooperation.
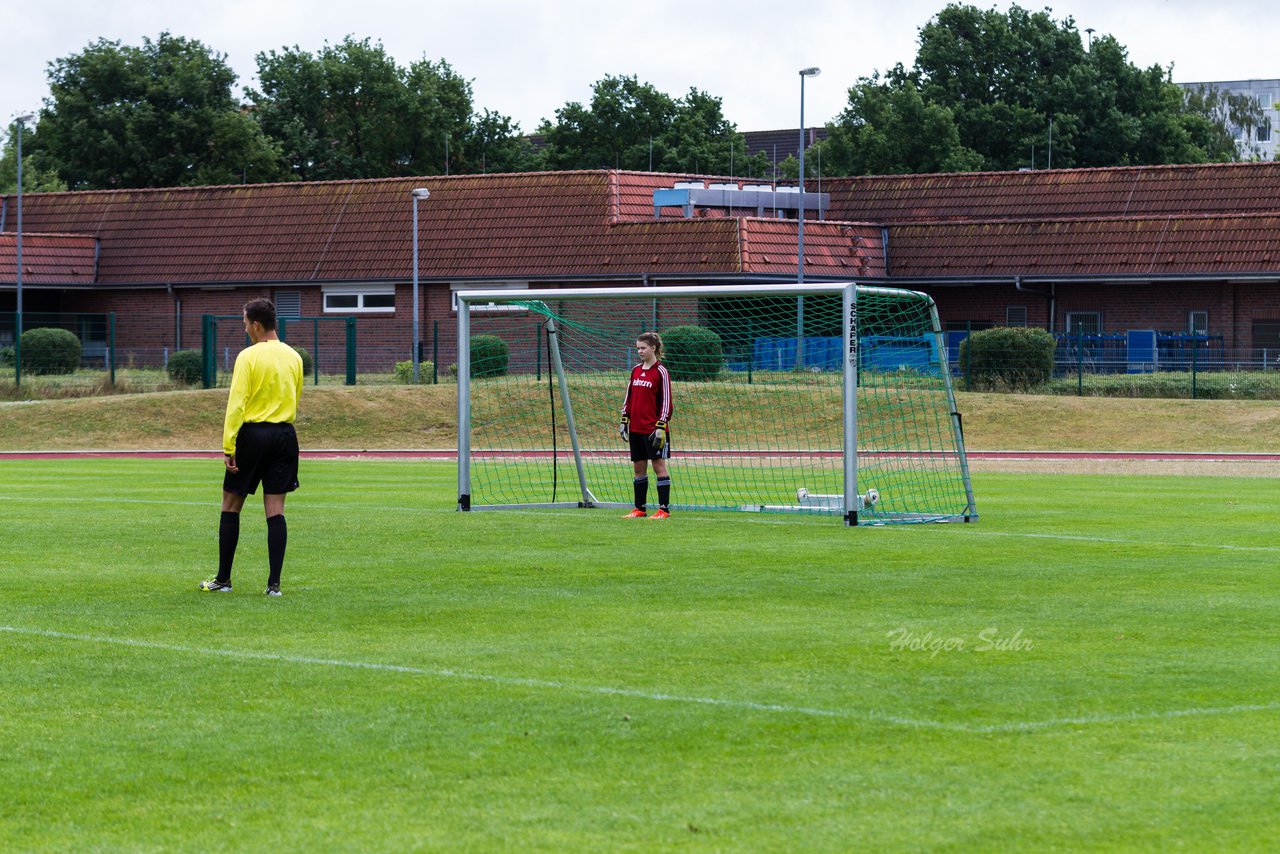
[652,182,828,220]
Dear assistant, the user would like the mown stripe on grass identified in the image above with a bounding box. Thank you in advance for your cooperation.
[6,493,1280,550]
[3,624,1276,735]
[973,530,1280,553]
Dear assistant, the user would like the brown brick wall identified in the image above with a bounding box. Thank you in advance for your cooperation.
[40,277,1280,367]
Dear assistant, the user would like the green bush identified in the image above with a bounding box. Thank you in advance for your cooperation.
[394,360,436,384]
[291,345,313,376]
[167,349,203,385]
[20,327,81,375]
[0,346,12,366]
[661,325,724,381]
[959,327,1054,390]
[471,335,509,378]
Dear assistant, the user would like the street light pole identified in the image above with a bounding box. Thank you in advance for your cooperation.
[411,187,430,383]
[14,113,34,386]
[796,67,820,369]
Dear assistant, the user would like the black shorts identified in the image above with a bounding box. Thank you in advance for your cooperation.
[224,422,300,496]
[629,429,672,463]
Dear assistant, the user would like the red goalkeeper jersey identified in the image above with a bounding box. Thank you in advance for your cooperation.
[621,362,672,434]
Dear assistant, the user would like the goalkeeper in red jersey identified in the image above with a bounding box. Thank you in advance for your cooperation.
[619,332,673,519]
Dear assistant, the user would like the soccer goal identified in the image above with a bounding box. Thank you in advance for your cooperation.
[456,283,976,526]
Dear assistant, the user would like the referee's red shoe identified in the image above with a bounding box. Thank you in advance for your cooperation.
[622,508,647,518]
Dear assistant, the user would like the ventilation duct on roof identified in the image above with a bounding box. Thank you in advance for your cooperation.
[653,181,829,220]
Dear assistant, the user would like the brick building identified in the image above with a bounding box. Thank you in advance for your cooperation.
[3,162,1280,367]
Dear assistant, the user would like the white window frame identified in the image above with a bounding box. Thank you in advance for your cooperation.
[451,281,531,313]
[1065,312,1101,334]
[1258,93,1274,110]
[1189,310,1208,335]
[322,284,396,314]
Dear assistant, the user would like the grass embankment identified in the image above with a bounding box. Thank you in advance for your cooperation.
[2,384,1280,452]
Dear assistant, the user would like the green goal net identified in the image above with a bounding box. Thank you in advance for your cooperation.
[457,283,976,526]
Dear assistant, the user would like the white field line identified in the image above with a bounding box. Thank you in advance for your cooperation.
[1,625,1276,735]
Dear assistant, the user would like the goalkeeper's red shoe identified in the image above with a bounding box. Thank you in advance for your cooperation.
[623,508,647,518]
[651,508,670,519]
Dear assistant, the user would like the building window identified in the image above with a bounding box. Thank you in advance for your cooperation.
[1258,93,1274,110]
[322,285,395,314]
[274,290,302,319]
[451,282,530,313]
[1065,312,1101,334]
[1258,119,1272,143]
[1252,320,1280,356]
[1188,311,1208,335]
[1006,306,1028,327]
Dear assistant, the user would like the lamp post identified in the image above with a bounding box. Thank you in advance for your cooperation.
[13,113,34,386]
[796,67,820,369]
[411,187,430,383]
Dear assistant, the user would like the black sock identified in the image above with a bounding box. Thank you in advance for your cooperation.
[217,511,240,583]
[657,476,671,510]
[634,476,649,510]
[266,514,287,587]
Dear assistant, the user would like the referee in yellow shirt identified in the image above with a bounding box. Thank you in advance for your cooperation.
[199,298,303,596]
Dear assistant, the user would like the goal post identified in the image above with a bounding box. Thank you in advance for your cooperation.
[456,282,976,526]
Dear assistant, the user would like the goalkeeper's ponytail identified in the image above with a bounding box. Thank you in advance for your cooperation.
[638,332,664,361]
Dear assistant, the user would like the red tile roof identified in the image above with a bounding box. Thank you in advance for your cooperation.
[6,163,1280,287]
[740,219,885,278]
[3,171,878,284]
[889,213,1280,278]
[827,162,1280,223]
[0,233,97,284]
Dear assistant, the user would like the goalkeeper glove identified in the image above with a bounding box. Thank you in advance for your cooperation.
[649,420,668,453]
[619,416,630,441]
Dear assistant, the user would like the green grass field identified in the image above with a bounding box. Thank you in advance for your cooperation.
[2,458,1277,851]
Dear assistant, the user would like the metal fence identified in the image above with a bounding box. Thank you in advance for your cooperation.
[6,310,1280,400]
[0,311,461,397]
[945,329,1280,398]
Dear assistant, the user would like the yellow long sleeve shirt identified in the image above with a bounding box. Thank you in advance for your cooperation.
[222,340,304,454]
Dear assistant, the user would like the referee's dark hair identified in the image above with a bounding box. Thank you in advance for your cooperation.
[244,298,277,331]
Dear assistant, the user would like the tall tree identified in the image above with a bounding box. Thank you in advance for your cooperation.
[826,3,1256,175]
[539,76,770,177]
[36,33,284,189]
[540,76,677,170]
[915,4,1084,169]
[820,67,983,176]
[462,109,543,173]
[0,122,68,194]
[251,37,530,179]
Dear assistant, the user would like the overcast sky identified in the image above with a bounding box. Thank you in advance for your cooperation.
[3,0,1277,135]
